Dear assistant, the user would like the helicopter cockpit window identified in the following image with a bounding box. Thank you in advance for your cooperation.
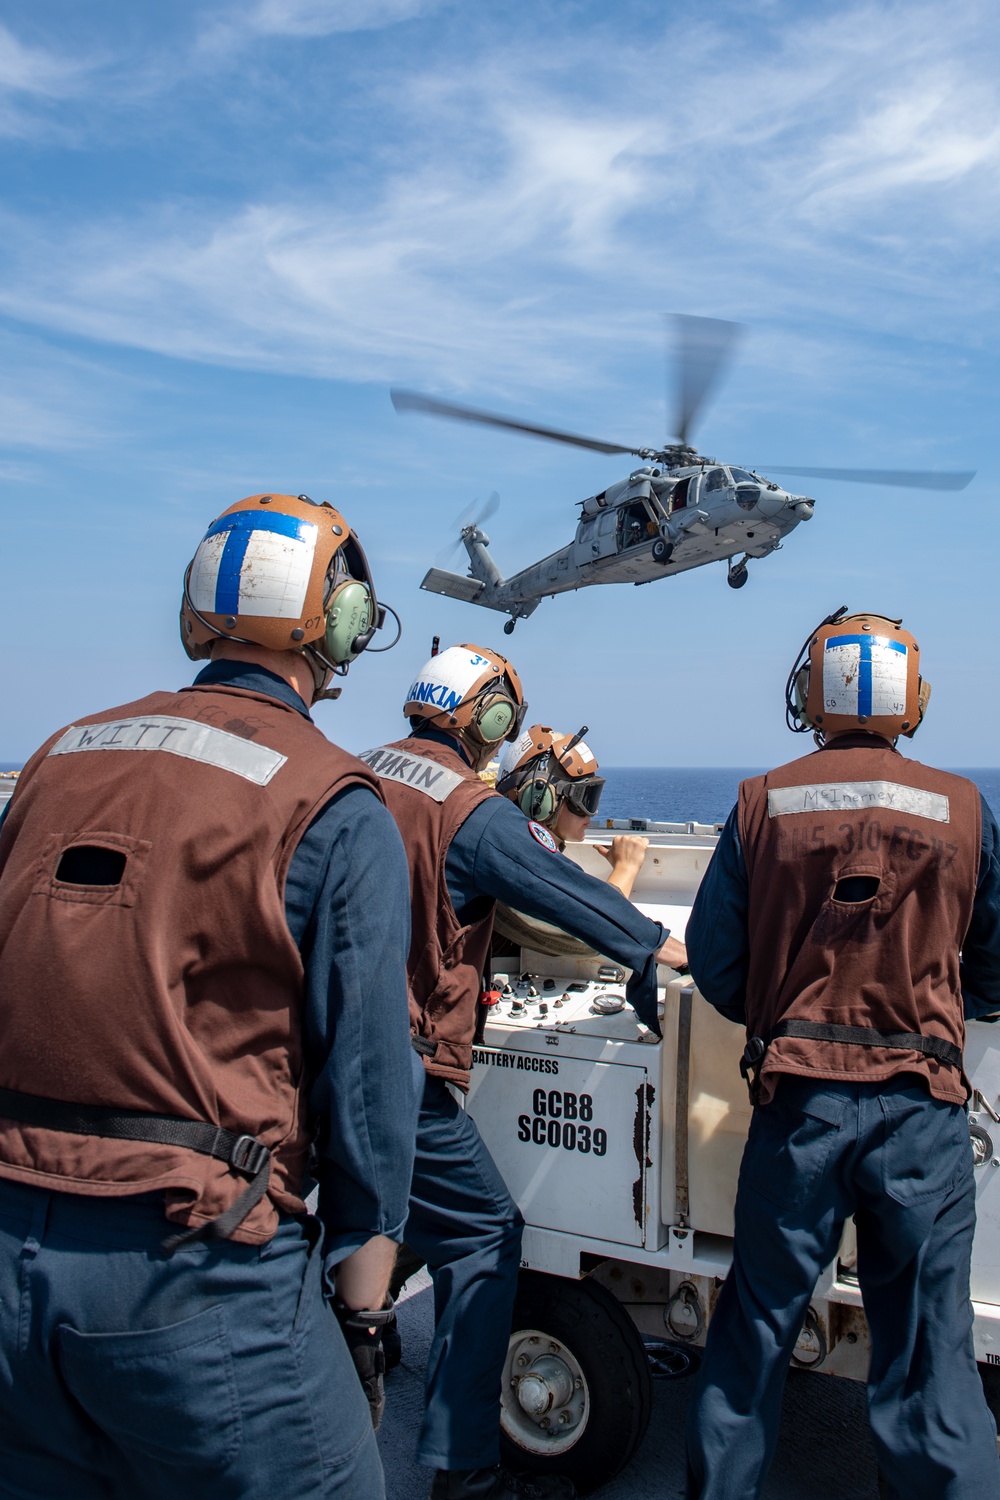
[729,468,757,485]
[703,467,730,492]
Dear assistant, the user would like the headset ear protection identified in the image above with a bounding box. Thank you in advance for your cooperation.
[468,690,524,745]
[323,578,376,667]
[518,776,557,823]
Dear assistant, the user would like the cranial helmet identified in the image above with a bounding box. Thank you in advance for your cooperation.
[496,724,605,825]
[180,493,395,698]
[785,606,931,743]
[404,643,526,746]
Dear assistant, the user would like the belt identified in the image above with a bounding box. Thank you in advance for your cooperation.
[740,1020,963,1105]
[0,1085,271,1254]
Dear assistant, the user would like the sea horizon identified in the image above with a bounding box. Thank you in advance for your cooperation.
[5,760,1000,830]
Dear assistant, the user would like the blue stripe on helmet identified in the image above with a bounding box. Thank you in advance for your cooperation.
[826,634,905,719]
[201,510,313,618]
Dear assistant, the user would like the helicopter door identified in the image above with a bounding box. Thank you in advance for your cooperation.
[668,477,693,513]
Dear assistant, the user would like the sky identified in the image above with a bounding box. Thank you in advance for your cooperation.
[2,0,1000,770]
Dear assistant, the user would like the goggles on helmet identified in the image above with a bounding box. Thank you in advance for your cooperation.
[560,774,605,818]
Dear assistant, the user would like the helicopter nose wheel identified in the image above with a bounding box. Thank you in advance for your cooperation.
[504,618,516,635]
[727,562,749,590]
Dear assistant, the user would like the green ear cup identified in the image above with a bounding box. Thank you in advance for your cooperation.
[519,779,556,823]
[324,580,373,666]
[475,696,516,744]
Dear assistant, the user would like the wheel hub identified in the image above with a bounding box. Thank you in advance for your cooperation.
[501,1330,590,1456]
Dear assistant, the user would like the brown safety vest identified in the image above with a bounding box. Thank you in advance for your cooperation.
[0,683,380,1243]
[358,736,495,1089]
[738,735,980,1104]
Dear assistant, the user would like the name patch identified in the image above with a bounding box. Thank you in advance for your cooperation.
[767,780,949,823]
[359,746,465,802]
[49,716,287,786]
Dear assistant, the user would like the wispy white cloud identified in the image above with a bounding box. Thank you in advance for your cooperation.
[198,0,443,57]
[0,0,997,411]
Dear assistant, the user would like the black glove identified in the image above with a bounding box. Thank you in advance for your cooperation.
[333,1298,395,1431]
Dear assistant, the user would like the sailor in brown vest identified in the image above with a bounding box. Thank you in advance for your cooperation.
[360,644,686,1500]
[0,494,419,1499]
[684,608,1000,1500]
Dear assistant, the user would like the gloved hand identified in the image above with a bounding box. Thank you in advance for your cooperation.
[333,1297,395,1431]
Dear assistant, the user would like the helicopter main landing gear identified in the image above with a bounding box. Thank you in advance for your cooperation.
[651,538,674,566]
[504,618,516,635]
[727,559,749,590]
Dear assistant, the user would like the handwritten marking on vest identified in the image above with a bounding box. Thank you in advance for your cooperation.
[358,746,465,803]
[767,781,949,823]
[49,716,287,786]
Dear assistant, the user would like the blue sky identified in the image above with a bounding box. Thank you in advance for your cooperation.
[2,0,999,769]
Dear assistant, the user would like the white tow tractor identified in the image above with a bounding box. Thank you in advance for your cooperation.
[467,821,1000,1494]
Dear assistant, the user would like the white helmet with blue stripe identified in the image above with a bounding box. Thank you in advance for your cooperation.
[786,607,931,743]
[180,493,393,692]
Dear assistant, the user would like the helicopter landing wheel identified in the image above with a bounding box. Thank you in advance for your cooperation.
[727,564,748,590]
[651,538,674,565]
[504,618,516,635]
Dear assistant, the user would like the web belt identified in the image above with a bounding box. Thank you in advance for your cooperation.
[739,1021,963,1105]
[0,1085,271,1255]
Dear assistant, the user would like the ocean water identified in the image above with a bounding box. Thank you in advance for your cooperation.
[3,761,1000,828]
[598,767,1000,828]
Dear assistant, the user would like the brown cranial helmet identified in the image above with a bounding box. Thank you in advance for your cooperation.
[180,493,388,697]
[404,643,526,746]
[786,607,931,743]
[496,724,606,825]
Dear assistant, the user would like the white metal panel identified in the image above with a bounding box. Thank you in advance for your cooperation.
[468,1043,653,1248]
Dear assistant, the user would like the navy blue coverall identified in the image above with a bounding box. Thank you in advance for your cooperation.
[683,794,1000,1500]
[401,729,667,1473]
[0,663,420,1500]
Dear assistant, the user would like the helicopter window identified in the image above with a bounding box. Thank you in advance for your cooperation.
[729,468,757,485]
[703,467,730,492]
[618,502,654,550]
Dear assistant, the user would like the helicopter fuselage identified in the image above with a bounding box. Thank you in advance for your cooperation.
[421,462,815,623]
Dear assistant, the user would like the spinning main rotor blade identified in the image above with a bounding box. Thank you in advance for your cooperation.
[760,466,975,492]
[673,315,742,448]
[391,388,639,457]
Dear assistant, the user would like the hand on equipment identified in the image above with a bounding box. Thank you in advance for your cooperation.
[656,934,688,972]
[334,1297,396,1431]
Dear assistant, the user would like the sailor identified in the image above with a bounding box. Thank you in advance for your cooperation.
[683,608,1000,1500]
[495,723,649,898]
[0,493,419,1499]
[360,644,686,1500]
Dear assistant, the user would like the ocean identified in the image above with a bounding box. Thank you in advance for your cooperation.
[3,761,1000,828]
[597,767,1000,828]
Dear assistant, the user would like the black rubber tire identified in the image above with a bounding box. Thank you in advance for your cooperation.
[727,566,748,589]
[503,619,516,635]
[500,1272,653,1496]
[651,538,674,565]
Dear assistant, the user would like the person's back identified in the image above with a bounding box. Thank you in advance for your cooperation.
[0,492,418,1499]
[683,608,1000,1500]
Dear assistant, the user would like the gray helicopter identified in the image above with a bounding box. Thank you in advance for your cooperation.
[392,317,973,634]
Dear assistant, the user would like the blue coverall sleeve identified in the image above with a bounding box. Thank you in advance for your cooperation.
[685,805,749,1026]
[448,798,666,1031]
[285,784,419,1266]
[961,794,1000,1022]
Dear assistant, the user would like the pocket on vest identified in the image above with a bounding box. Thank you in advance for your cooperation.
[58,1302,242,1470]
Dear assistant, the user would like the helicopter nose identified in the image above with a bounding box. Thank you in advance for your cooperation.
[791,496,815,520]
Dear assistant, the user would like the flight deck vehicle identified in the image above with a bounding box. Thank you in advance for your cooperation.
[467,823,1000,1493]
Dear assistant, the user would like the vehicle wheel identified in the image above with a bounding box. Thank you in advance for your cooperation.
[499,1271,653,1496]
[651,538,674,565]
[504,618,516,635]
[727,565,748,589]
